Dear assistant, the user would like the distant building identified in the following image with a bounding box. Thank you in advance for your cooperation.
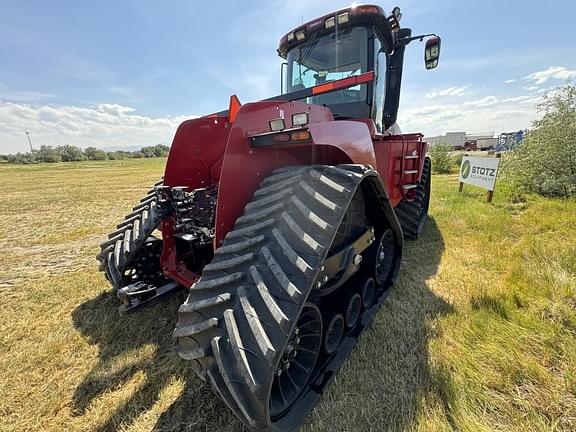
[425,131,497,151]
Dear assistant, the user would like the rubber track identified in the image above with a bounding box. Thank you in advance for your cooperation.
[175,165,369,430]
[394,157,431,240]
[96,179,163,290]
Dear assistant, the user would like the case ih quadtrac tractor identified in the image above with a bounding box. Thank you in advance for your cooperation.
[97,4,441,431]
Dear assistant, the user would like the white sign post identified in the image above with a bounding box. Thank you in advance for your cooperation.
[458,154,501,202]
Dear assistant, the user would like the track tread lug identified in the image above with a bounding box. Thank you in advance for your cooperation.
[244,188,293,212]
[299,180,340,211]
[203,253,255,272]
[281,211,322,252]
[225,219,275,240]
[271,228,313,275]
[290,196,331,231]
[261,246,302,299]
[254,173,303,197]
[210,338,260,428]
[235,202,284,226]
[179,293,232,313]
[215,236,266,255]
[222,310,260,390]
[310,168,350,193]
[193,272,245,290]
[238,286,276,359]
[173,317,219,338]
[176,346,209,361]
[249,265,289,328]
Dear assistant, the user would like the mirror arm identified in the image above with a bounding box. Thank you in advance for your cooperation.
[280,62,288,94]
[396,33,438,47]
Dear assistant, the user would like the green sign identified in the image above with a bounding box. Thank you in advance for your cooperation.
[461,160,471,179]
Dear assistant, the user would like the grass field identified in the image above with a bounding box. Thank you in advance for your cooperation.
[1,158,575,432]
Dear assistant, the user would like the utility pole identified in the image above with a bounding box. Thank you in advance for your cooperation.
[25,131,33,151]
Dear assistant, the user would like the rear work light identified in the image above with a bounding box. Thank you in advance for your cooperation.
[337,12,350,24]
[287,32,295,42]
[269,118,285,131]
[295,31,306,41]
[324,17,335,29]
[292,112,309,126]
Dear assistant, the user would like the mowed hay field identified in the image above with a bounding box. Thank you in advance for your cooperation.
[1,158,575,432]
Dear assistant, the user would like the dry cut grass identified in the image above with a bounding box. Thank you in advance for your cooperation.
[0,159,575,432]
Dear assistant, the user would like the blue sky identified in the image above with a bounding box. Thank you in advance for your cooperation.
[1,0,575,153]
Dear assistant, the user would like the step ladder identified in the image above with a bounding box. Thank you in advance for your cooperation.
[399,149,420,197]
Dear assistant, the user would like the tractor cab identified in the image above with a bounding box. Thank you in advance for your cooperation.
[278,4,440,133]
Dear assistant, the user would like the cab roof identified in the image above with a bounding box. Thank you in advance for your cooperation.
[278,4,387,58]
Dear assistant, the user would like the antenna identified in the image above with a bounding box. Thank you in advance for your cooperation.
[25,131,33,151]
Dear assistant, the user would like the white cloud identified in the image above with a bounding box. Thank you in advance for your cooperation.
[526,66,576,84]
[0,102,195,153]
[0,82,55,102]
[502,95,541,104]
[463,96,499,107]
[398,90,549,137]
[425,86,470,99]
[504,79,516,84]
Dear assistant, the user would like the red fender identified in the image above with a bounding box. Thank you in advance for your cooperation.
[214,101,377,245]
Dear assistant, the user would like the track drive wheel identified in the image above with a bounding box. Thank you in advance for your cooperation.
[394,156,431,240]
[175,165,403,431]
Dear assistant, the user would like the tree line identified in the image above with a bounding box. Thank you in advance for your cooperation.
[0,144,170,164]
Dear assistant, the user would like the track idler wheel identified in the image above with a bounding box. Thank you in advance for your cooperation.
[361,277,376,308]
[343,292,362,329]
[374,229,396,286]
[323,312,345,355]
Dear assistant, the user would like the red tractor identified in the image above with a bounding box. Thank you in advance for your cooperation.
[97,4,440,431]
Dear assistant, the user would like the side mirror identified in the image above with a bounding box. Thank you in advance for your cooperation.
[424,36,441,70]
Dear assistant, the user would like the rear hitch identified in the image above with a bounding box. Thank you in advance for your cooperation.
[117,281,182,315]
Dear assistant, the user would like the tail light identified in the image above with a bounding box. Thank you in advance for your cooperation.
[290,131,310,141]
[251,127,312,148]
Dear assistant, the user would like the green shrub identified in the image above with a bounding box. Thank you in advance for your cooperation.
[7,152,38,164]
[429,140,452,174]
[452,152,464,169]
[141,144,169,158]
[501,84,576,197]
[37,145,62,163]
[84,147,108,160]
[56,145,85,162]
